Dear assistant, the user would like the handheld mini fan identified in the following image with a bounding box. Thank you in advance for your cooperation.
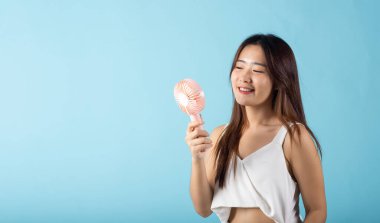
[174,79,205,129]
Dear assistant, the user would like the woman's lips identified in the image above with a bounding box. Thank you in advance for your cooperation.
[238,87,254,95]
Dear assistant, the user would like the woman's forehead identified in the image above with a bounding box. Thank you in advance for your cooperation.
[236,59,267,67]
[238,45,266,64]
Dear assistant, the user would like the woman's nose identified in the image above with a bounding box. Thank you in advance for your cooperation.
[239,71,253,83]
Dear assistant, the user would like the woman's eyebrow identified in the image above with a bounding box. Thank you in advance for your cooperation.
[237,59,267,67]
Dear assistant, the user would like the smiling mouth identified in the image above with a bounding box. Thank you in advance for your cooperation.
[238,87,254,94]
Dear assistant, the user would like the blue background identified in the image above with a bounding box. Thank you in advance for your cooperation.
[0,0,379,222]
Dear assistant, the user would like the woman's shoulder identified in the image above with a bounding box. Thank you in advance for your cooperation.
[284,122,316,154]
[212,123,229,134]
[208,123,229,144]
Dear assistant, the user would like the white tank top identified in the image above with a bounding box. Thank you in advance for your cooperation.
[211,122,304,223]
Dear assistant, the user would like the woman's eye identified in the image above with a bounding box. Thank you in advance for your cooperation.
[235,67,242,69]
[253,70,264,73]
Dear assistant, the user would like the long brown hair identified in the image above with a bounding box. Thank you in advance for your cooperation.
[212,34,322,189]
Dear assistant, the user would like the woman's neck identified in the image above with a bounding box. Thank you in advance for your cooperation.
[244,105,281,129]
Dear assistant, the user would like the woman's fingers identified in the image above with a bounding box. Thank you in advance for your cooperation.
[189,136,213,147]
[184,120,213,160]
[188,128,209,142]
[187,120,205,134]
[193,144,212,153]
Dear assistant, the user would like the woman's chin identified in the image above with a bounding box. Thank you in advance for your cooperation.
[236,100,254,106]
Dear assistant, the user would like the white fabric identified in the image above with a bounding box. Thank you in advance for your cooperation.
[211,122,304,223]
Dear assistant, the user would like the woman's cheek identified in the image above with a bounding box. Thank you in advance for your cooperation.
[230,74,238,86]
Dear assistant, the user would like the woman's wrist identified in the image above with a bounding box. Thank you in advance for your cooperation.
[192,157,204,164]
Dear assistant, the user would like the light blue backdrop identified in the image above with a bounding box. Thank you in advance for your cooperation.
[0,0,378,222]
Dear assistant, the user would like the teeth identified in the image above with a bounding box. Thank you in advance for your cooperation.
[239,87,254,92]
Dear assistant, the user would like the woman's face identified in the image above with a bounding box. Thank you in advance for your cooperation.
[231,44,274,107]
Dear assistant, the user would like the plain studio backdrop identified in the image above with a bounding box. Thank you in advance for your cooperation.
[0,0,379,222]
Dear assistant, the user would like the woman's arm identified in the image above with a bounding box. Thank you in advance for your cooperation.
[190,158,213,217]
[288,125,327,223]
[189,125,225,217]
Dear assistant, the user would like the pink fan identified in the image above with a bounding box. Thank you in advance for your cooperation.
[174,79,205,129]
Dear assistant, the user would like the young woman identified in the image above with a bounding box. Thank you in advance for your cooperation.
[185,34,327,223]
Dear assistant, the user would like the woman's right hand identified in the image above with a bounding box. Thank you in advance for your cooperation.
[185,121,213,161]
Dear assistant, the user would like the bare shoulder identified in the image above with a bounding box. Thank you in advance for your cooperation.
[210,124,228,142]
[283,123,318,178]
[284,123,326,214]
[284,123,319,156]
[204,124,228,191]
